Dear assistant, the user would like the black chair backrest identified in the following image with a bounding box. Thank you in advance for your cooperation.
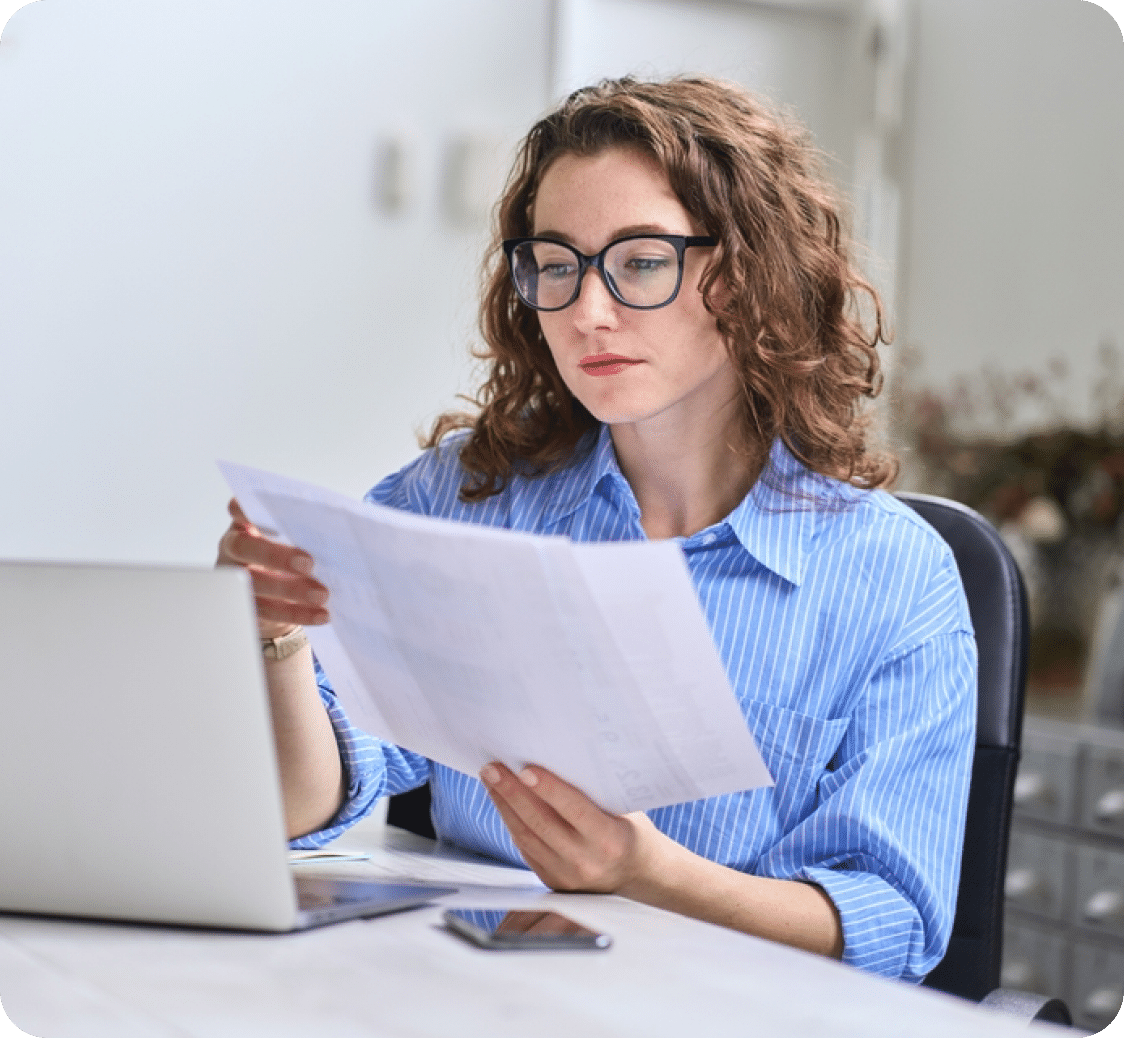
[387,782,435,840]
[388,493,1030,1000]
[899,493,1029,1001]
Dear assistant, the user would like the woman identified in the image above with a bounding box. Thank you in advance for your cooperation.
[218,76,976,982]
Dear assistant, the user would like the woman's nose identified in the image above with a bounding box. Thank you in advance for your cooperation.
[569,267,620,331]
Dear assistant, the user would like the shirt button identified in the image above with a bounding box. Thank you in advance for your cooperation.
[701,532,718,546]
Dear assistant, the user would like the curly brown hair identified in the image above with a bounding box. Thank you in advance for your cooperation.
[425,75,897,500]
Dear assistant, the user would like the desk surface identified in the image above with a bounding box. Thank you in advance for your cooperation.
[1,819,1042,1038]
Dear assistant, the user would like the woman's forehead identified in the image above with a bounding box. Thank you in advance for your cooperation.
[531,148,696,241]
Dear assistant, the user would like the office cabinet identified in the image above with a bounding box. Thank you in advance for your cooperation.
[1073,846,1124,938]
[1082,746,1124,838]
[1005,830,1069,921]
[1016,735,1079,826]
[1001,919,1067,998]
[1004,718,1124,1030]
[1071,942,1124,1032]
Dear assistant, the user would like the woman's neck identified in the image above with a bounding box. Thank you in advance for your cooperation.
[610,409,766,541]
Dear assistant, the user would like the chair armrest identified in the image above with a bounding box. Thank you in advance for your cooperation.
[979,988,1073,1026]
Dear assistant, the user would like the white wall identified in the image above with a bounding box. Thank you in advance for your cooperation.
[0,0,552,564]
[2,0,1121,568]
[899,0,1124,432]
[1,0,876,566]
[553,0,868,183]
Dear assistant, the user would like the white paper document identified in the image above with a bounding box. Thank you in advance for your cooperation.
[219,461,772,814]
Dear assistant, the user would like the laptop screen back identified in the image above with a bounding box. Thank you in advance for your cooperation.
[0,561,299,930]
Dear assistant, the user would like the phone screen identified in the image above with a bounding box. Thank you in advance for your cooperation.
[443,908,612,950]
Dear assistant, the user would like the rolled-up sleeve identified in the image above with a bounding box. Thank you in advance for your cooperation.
[288,660,432,850]
[768,627,977,980]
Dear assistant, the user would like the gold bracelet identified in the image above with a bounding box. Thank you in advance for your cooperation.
[261,626,309,661]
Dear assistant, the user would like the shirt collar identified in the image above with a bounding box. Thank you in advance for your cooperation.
[725,439,853,587]
[540,424,634,526]
[541,427,850,588]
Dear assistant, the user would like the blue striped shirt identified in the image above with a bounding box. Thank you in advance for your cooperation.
[293,425,977,982]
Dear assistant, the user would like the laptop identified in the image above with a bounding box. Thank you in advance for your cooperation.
[0,560,455,931]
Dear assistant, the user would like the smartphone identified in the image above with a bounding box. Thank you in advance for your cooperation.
[442,908,612,950]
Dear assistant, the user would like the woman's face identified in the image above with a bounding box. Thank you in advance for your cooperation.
[531,147,737,435]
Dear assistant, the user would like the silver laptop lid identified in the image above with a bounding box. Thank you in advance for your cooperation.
[0,561,299,931]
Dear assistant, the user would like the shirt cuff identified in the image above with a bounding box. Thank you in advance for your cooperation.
[799,865,929,982]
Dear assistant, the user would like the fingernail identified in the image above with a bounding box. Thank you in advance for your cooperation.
[480,765,499,785]
[518,768,538,788]
[293,555,314,575]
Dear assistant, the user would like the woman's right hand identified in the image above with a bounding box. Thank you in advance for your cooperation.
[216,498,330,639]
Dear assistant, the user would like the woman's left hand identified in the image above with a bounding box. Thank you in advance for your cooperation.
[479,762,666,895]
[481,761,844,960]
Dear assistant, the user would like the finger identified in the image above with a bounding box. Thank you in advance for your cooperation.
[216,501,329,630]
[513,765,608,835]
[227,498,286,542]
[220,523,315,578]
[481,765,579,877]
[228,498,251,526]
[249,567,329,621]
[482,765,570,845]
[483,763,576,834]
[487,794,570,889]
[253,595,331,628]
[245,564,328,608]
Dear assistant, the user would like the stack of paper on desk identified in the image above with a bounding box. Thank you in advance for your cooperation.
[220,461,772,814]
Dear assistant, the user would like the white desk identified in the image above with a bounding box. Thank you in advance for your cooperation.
[0,818,1042,1038]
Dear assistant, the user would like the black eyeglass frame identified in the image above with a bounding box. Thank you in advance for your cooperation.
[502,234,718,312]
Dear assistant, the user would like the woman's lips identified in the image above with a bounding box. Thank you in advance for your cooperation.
[579,354,643,377]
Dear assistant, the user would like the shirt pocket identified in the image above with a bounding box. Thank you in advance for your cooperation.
[742,700,850,828]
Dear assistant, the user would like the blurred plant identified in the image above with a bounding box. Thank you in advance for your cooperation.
[893,339,1124,695]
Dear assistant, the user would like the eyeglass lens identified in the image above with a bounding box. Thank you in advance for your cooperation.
[510,238,683,310]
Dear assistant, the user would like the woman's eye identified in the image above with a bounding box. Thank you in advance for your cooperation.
[615,253,674,280]
[624,256,672,273]
[540,261,577,279]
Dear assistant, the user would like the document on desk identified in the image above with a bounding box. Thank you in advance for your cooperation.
[219,461,772,814]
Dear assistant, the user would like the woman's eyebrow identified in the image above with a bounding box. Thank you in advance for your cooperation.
[530,223,686,244]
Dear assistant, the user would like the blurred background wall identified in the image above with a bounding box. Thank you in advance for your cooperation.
[1,0,1122,708]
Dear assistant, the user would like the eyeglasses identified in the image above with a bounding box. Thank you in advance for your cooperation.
[503,234,718,312]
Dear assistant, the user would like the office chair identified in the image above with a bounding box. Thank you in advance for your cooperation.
[899,493,1069,1024]
[388,493,1070,1022]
